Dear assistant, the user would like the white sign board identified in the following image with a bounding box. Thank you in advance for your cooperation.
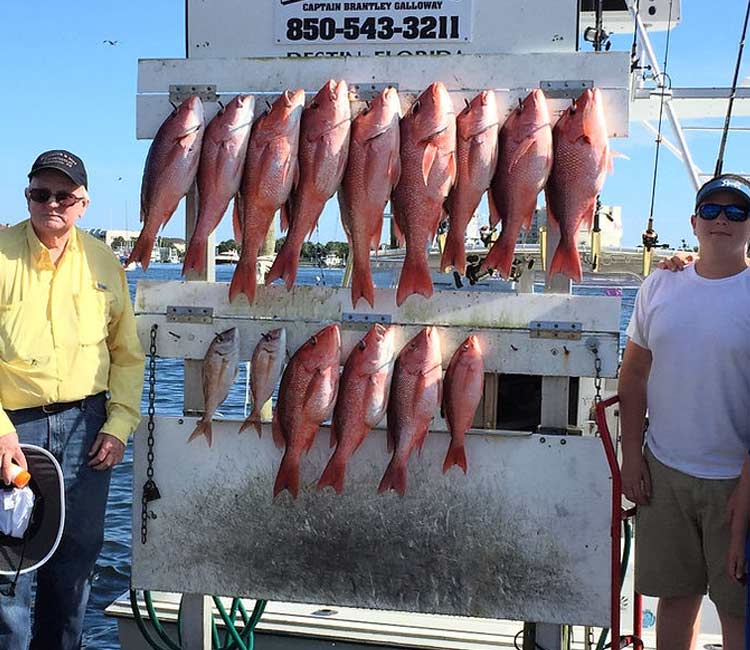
[186,0,578,58]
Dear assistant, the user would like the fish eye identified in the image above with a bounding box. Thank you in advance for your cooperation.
[358,340,366,351]
[309,335,318,346]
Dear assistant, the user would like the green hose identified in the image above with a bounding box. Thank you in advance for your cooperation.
[130,590,179,650]
[596,518,633,650]
[145,590,183,650]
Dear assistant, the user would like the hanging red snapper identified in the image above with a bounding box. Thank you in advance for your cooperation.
[481,89,553,279]
[273,324,341,498]
[265,80,351,290]
[129,96,205,271]
[187,328,240,447]
[229,90,305,304]
[182,95,255,276]
[338,87,401,308]
[239,328,287,436]
[545,88,611,282]
[378,326,442,496]
[441,90,499,275]
[392,82,456,306]
[441,335,484,474]
[317,324,396,494]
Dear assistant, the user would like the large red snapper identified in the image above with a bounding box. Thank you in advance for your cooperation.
[273,324,341,498]
[182,95,255,275]
[378,326,442,496]
[338,87,401,308]
[265,80,351,289]
[392,83,456,306]
[229,90,305,304]
[441,335,484,474]
[187,328,240,447]
[441,91,499,275]
[545,88,611,282]
[239,328,287,436]
[481,89,553,279]
[317,324,395,494]
[129,96,204,271]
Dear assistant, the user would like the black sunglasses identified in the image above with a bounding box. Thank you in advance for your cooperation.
[697,203,750,222]
[27,188,85,208]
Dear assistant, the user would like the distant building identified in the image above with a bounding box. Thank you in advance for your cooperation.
[88,228,142,247]
[527,204,623,248]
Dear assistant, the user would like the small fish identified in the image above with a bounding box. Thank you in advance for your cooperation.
[239,328,287,436]
[182,95,255,276]
[378,326,442,495]
[273,324,341,498]
[392,82,457,306]
[317,324,396,493]
[129,96,204,271]
[187,328,240,447]
[338,87,401,308]
[545,88,611,282]
[441,335,484,473]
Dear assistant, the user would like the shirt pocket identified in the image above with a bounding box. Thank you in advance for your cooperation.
[74,285,110,346]
[0,302,49,364]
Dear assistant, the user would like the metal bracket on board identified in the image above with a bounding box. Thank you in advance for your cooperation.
[166,306,214,324]
[348,82,399,102]
[169,84,219,104]
[540,79,594,99]
[342,312,392,324]
[529,321,582,340]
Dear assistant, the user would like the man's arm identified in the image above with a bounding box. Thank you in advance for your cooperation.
[727,455,750,582]
[619,339,653,505]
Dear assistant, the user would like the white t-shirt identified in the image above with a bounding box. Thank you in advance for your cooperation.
[626,265,750,478]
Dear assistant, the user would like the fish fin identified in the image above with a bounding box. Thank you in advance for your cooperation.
[442,439,467,474]
[280,198,292,233]
[480,232,515,279]
[544,189,559,227]
[238,407,262,437]
[391,206,405,247]
[447,149,457,184]
[328,424,337,448]
[388,147,401,190]
[351,262,375,308]
[265,238,300,289]
[316,450,346,494]
[228,252,258,304]
[273,449,300,498]
[396,250,433,306]
[487,186,502,229]
[187,419,213,447]
[377,455,407,496]
[272,411,285,449]
[127,227,157,272]
[182,235,207,276]
[422,142,438,186]
[548,237,583,283]
[232,194,243,242]
[440,229,467,275]
[508,137,535,173]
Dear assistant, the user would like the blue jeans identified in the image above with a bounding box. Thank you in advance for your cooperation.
[0,393,112,650]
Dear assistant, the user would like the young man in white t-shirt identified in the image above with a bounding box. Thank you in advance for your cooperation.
[619,174,750,650]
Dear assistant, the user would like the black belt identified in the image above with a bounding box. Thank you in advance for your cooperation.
[9,392,106,416]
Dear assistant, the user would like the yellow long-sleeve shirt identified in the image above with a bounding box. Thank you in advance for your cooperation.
[0,220,145,443]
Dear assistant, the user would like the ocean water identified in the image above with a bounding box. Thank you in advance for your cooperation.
[83,263,637,649]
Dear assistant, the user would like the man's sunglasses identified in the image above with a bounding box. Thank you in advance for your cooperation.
[697,203,750,222]
[27,188,85,208]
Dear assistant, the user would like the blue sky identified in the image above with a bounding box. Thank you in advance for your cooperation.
[0,1,748,249]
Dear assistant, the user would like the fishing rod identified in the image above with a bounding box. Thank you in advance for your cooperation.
[714,0,750,177]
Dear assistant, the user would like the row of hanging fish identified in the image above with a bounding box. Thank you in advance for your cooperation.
[187,323,485,498]
[132,81,612,307]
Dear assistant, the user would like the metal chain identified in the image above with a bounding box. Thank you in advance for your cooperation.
[593,347,603,405]
[141,324,161,544]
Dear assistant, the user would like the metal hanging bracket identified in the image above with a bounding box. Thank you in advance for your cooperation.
[540,80,594,99]
[342,312,392,324]
[167,305,214,324]
[169,84,219,104]
[529,321,583,340]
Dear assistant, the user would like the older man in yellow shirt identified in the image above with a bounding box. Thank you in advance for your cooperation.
[0,150,144,650]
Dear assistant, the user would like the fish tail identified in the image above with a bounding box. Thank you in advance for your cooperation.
[273,450,301,498]
[127,226,157,271]
[480,233,515,279]
[182,235,207,276]
[187,419,213,447]
[396,250,433,307]
[316,451,347,494]
[265,239,300,290]
[377,456,407,496]
[238,407,262,437]
[548,237,582,283]
[350,263,375,308]
[228,252,258,304]
[440,229,467,275]
[442,439,467,474]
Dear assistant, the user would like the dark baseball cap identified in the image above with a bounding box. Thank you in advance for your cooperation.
[695,174,750,209]
[28,150,88,189]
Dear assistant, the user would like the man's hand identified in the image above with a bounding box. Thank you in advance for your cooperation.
[0,432,27,485]
[621,454,652,505]
[88,433,126,471]
[656,252,695,272]
[726,474,750,582]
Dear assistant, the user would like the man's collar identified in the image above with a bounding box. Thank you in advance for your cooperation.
[25,220,78,268]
